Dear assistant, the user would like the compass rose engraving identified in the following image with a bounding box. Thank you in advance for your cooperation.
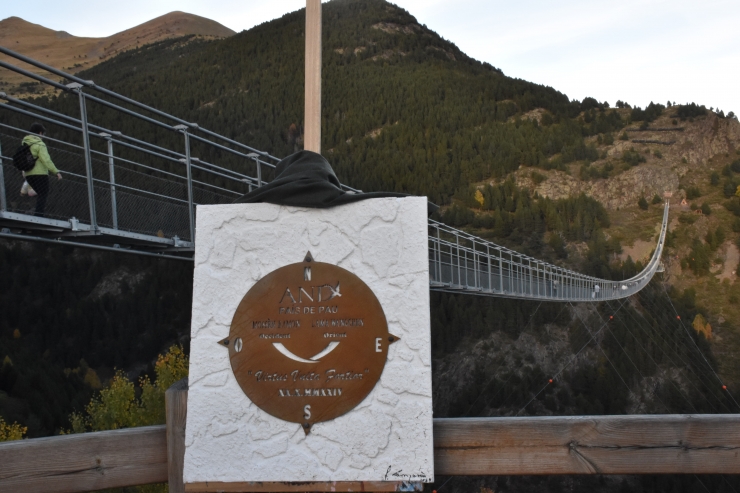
[221,252,398,433]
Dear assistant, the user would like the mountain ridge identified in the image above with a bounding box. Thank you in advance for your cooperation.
[0,12,235,95]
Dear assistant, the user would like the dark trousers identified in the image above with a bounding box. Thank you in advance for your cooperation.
[25,175,50,217]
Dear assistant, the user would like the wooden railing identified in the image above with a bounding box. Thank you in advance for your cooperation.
[1,381,739,493]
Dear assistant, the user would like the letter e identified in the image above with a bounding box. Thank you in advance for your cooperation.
[375,337,382,352]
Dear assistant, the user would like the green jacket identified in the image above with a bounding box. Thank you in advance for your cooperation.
[22,135,59,176]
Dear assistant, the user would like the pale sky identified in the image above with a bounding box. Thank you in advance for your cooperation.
[3,0,739,115]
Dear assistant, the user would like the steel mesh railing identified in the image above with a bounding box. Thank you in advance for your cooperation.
[428,203,669,301]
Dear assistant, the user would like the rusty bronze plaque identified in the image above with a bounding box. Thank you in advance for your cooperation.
[223,252,397,433]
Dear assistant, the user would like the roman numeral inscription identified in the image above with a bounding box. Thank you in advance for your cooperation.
[279,388,344,397]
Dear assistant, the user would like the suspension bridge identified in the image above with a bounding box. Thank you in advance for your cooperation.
[0,46,668,303]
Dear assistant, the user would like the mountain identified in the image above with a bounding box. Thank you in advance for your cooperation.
[0,12,235,96]
[1,3,740,491]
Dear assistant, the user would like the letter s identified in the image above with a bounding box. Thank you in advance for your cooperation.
[304,405,311,420]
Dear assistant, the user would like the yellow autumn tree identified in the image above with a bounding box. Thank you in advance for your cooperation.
[474,189,485,208]
[0,416,26,442]
[692,314,712,340]
[69,345,189,433]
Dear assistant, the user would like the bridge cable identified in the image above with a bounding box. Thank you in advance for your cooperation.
[458,301,546,417]
[608,295,726,413]
[661,283,740,410]
[618,290,740,492]
[633,288,737,412]
[569,302,640,401]
[515,301,627,416]
[577,300,728,493]
[605,297,717,413]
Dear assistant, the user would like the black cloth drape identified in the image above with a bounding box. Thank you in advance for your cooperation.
[234,151,437,214]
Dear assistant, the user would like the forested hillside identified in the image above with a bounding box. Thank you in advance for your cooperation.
[10,0,610,206]
[2,1,740,491]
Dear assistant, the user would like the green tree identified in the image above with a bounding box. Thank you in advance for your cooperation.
[638,197,649,210]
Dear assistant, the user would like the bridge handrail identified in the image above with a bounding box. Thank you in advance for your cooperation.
[0,98,257,186]
[0,45,282,165]
[428,202,669,300]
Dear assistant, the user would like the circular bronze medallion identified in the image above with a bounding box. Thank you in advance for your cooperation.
[226,253,396,432]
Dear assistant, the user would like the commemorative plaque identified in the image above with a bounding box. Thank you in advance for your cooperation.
[185,199,434,487]
[222,252,398,433]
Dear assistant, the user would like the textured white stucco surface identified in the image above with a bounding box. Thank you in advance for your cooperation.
[183,198,433,484]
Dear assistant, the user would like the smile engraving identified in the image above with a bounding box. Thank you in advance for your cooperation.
[272,341,340,364]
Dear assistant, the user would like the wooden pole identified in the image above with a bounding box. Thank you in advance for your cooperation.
[166,378,188,493]
[304,0,322,154]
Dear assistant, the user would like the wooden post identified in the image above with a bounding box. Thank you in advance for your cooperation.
[304,0,322,153]
[166,378,188,493]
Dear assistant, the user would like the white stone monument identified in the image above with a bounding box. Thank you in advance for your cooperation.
[184,197,434,490]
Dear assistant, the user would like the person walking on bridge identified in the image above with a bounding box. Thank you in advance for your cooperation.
[23,123,62,217]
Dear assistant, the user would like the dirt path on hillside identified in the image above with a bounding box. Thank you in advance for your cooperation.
[717,243,739,282]
[620,240,653,263]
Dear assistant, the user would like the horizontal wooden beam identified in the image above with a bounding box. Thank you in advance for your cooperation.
[185,481,413,492]
[2,414,740,493]
[0,425,167,493]
[434,415,740,475]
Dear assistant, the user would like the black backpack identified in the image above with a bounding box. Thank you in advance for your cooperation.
[12,143,37,172]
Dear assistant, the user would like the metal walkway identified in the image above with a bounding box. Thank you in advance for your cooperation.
[0,46,668,301]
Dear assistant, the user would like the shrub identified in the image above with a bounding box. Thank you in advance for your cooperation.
[687,239,711,275]
[580,163,610,180]
[653,149,663,159]
[530,171,546,185]
[723,179,740,198]
[685,186,702,200]
[652,194,663,204]
[726,198,740,216]
[619,131,629,141]
[677,103,708,120]
[710,171,720,186]
[638,197,649,210]
[733,218,740,232]
[678,214,697,225]
[631,102,665,122]
[701,202,712,215]
[603,132,614,145]
[0,416,26,442]
[68,345,189,433]
[622,148,646,166]
[730,160,740,173]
